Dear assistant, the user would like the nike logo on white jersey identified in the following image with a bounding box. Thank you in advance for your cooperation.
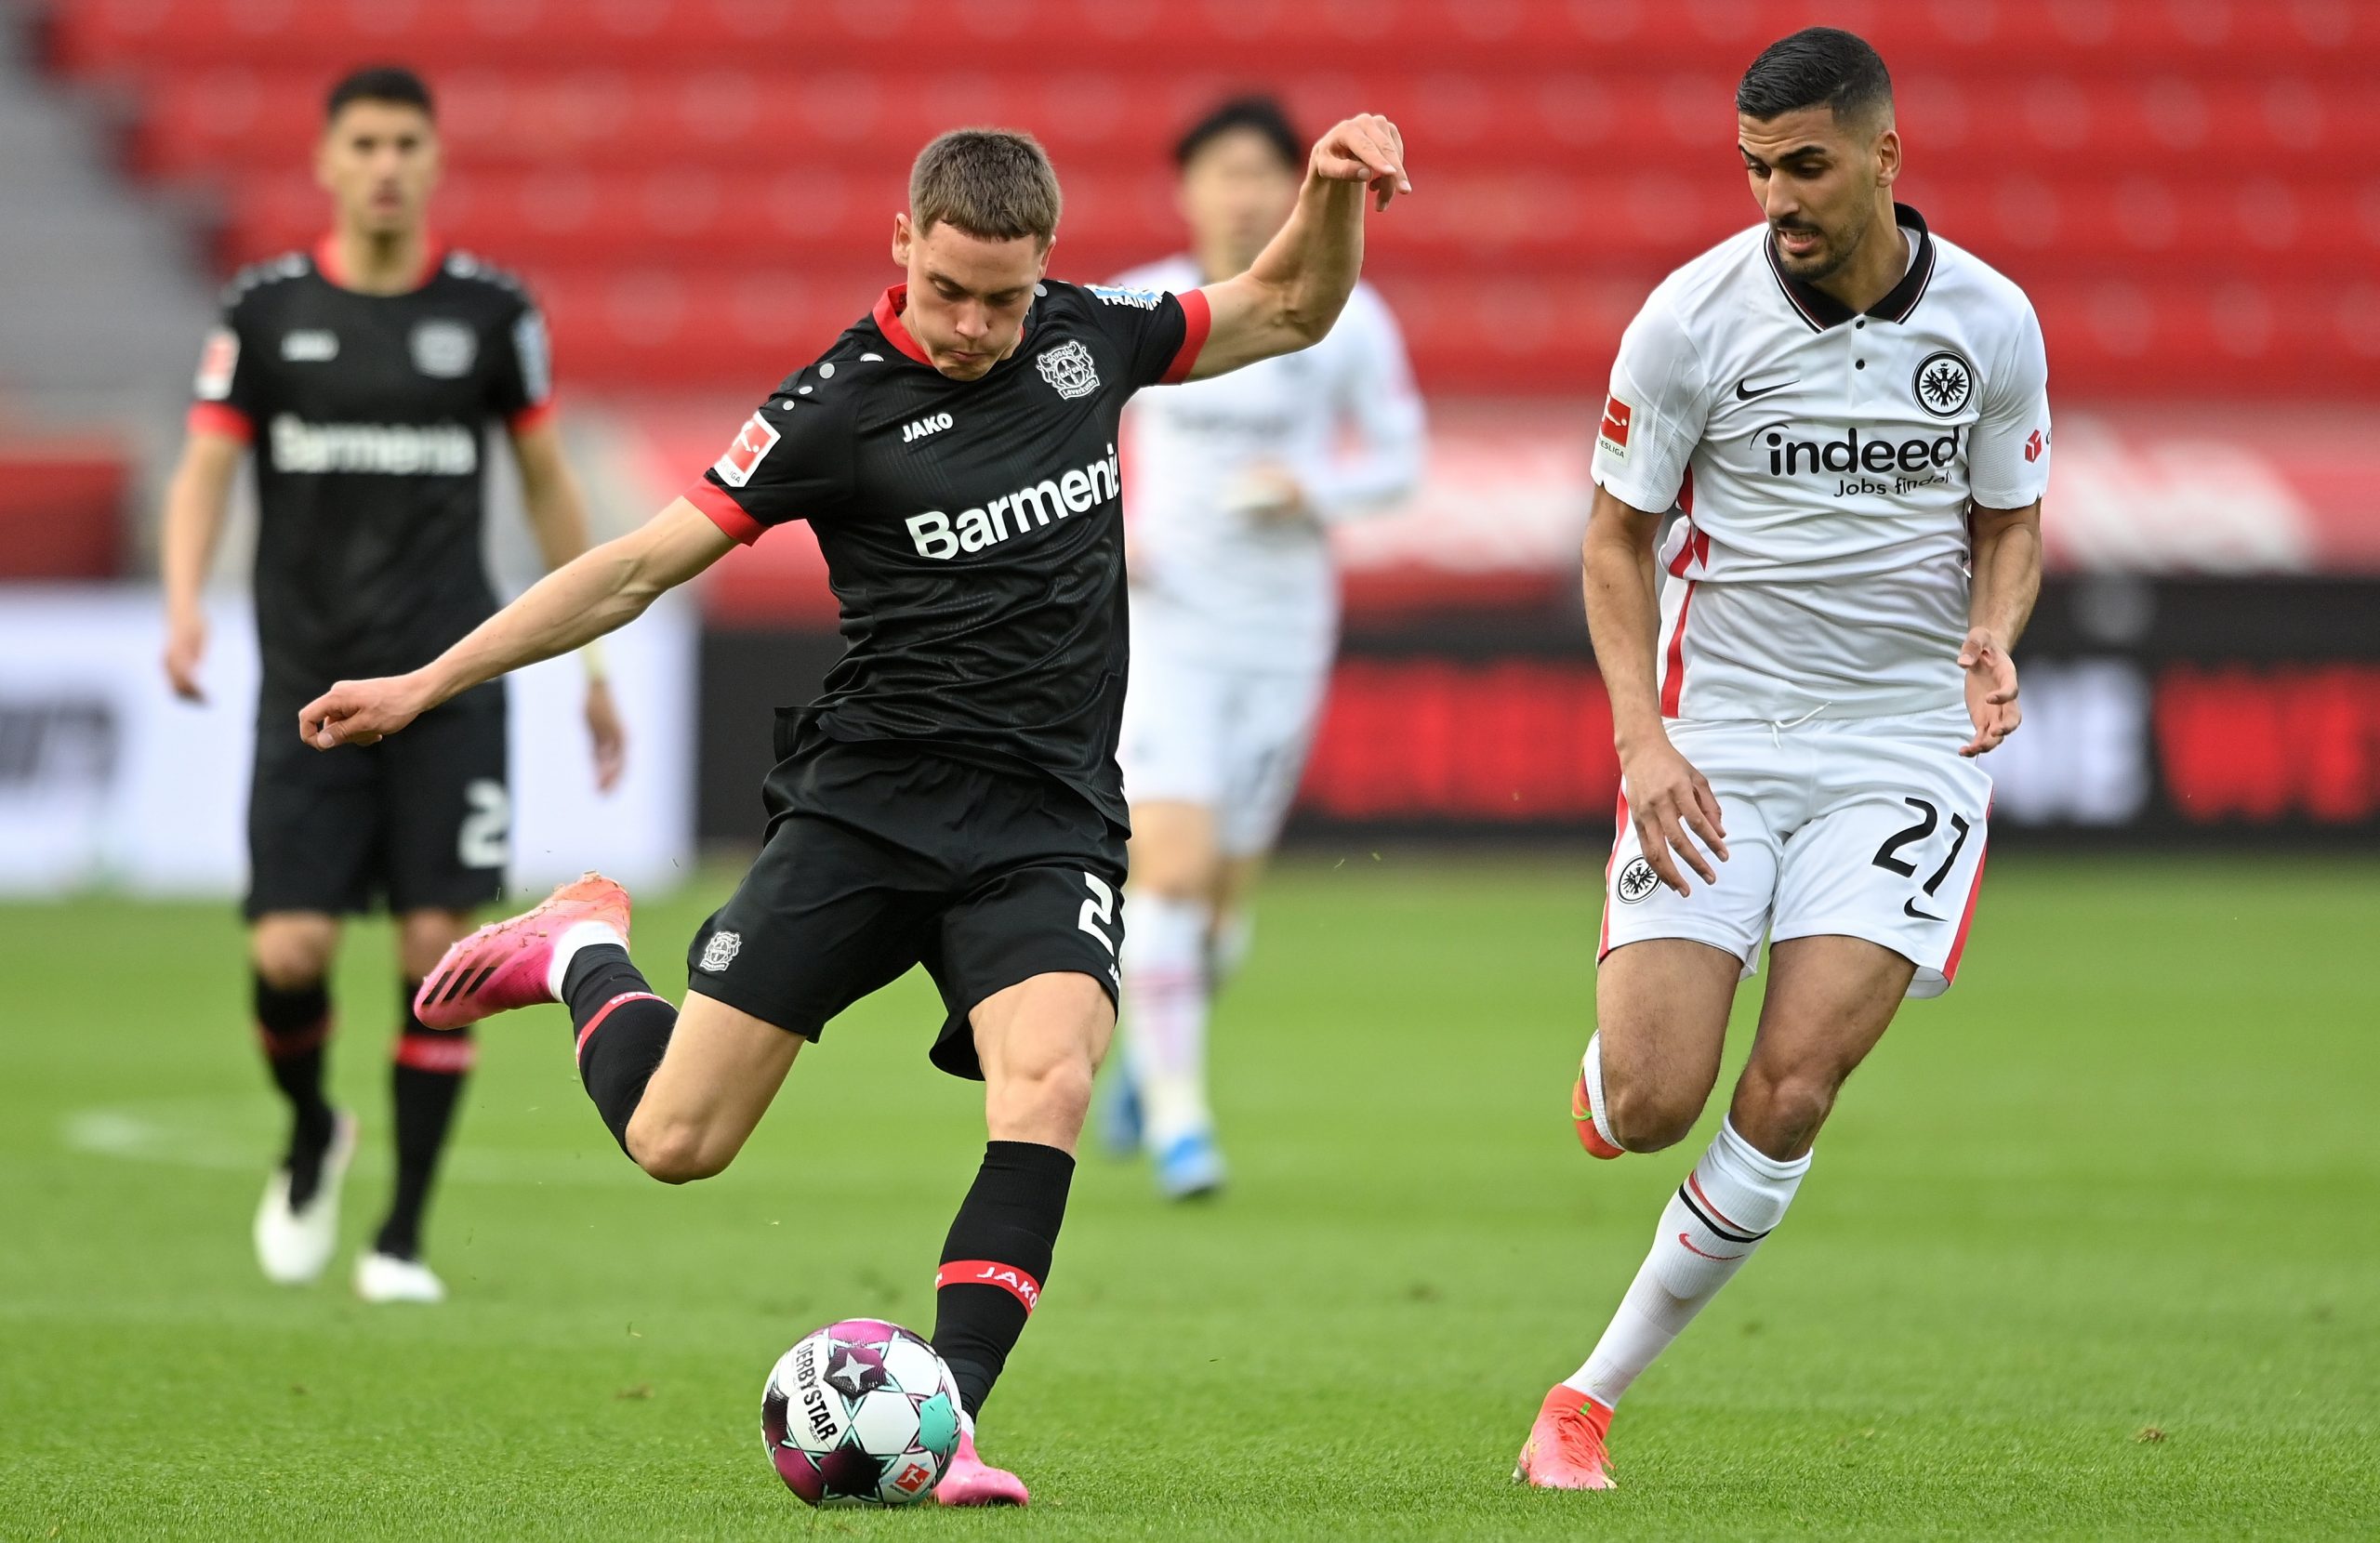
[1735,372,1797,401]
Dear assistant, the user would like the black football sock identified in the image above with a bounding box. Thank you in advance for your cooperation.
[254,974,336,1207]
[376,980,472,1260]
[931,1141,1076,1419]
[561,944,676,1154]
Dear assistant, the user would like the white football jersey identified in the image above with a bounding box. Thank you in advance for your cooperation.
[1113,256,1425,669]
[1592,205,2052,722]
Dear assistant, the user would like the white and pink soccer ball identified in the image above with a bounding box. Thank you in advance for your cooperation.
[760,1319,963,1507]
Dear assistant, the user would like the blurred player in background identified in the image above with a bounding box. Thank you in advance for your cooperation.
[1515,29,2049,1488]
[1102,97,1424,1199]
[294,115,1411,1503]
[159,67,624,1305]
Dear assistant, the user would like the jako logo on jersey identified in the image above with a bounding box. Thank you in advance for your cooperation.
[698,930,741,973]
[713,414,779,487]
[268,415,478,475]
[280,329,339,363]
[903,411,954,444]
[1599,395,1633,459]
[1037,338,1100,399]
[906,444,1121,560]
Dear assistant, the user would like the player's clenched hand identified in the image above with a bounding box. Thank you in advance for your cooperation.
[298,674,430,750]
[585,678,628,793]
[1311,114,1411,211]
[163,610,206,703]
[1620,737,1729,896]
[1958,628,2021,758]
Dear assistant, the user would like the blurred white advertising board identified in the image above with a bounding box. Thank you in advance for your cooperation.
[0,587,694,899]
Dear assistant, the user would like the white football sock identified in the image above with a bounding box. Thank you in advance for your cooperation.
[1565,1118,1811,1408]
[1120,892,1214,1150]
[545,920,628,1000]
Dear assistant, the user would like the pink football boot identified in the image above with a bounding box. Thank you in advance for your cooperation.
[1514,1384,1617,1490]
[413,873,631,1030]
[934,1431,1029,1507]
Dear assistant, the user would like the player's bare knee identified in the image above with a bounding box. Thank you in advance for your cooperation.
[251,918,337,989]
[628,1119,734,1185]
[1731,1064,1842,1158]
[397,910,469,980]
[988,1052,1097,1138]
[1604,1079,1703,1153]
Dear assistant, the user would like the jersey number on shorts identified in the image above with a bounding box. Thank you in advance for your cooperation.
[458,779,512,870]
[1871,797,1973,897]
[1078,873,1118,956]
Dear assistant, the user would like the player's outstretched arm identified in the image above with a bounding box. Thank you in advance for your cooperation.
[1959,498,2043,758]
[299,496,733,750]
[1581,485,1728,897]
[1190,114,1410,380]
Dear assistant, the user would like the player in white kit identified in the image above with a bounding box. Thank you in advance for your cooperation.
[1515,30,2050,1488]
[1103,98,1425,1198]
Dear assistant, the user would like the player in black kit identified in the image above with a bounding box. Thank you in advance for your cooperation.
[298,116,1411,1503]
[159,67,625,1305]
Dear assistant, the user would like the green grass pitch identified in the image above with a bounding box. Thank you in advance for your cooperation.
[3,853,2375,1539]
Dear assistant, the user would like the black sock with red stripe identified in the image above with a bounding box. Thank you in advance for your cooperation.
[255,974,336,1207]
[375,980,472,1260]
[561,944,676,1154]
[931,1141,1075,1419]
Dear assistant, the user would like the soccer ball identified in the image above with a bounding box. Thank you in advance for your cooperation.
[760,1319,962,1507]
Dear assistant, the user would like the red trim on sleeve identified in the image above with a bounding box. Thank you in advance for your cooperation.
[685,478,765,545]
[507,399,558,434]
[872,284,933,365]
[1159,287,1213,385]
[187,402,252,443]
[1659,579,1698,718]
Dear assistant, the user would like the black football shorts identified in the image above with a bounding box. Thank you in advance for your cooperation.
[245,683,509,919]
[685,725,1127,1081]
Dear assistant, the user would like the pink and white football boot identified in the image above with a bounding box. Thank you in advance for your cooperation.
[1514,1383,1617,1490]
[935,1431,1029,1507]
[413,873,631,1030]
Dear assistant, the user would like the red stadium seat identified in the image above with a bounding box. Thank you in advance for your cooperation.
[48,0,2380,396]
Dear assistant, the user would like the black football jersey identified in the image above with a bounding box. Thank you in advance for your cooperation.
[189,238,553,700]
[687,279,1211,829]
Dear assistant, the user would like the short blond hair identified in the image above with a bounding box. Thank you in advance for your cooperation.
[909,127,1062,246]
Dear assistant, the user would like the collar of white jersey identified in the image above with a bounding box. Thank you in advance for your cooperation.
[1764,203,1936,333]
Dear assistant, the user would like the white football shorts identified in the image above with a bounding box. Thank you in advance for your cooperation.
[1118,633,1329,858]
[1599,710,1994,998]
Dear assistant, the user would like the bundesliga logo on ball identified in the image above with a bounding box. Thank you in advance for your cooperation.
[761,1320,963,1507]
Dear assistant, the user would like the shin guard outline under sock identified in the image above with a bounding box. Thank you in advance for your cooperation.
[1566,1119,1811,1408]
[931,1141,1076,1418]
[255,974,336,1205]
[378,979,473,1259]
[561,944,675,1154]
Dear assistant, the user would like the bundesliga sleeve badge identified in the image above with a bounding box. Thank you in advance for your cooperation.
[714,414,780,487]
[1598,394,1633,459]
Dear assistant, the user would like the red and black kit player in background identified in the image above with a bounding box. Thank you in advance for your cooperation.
[297,115,1411,1503]
[158,66,627,1305]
